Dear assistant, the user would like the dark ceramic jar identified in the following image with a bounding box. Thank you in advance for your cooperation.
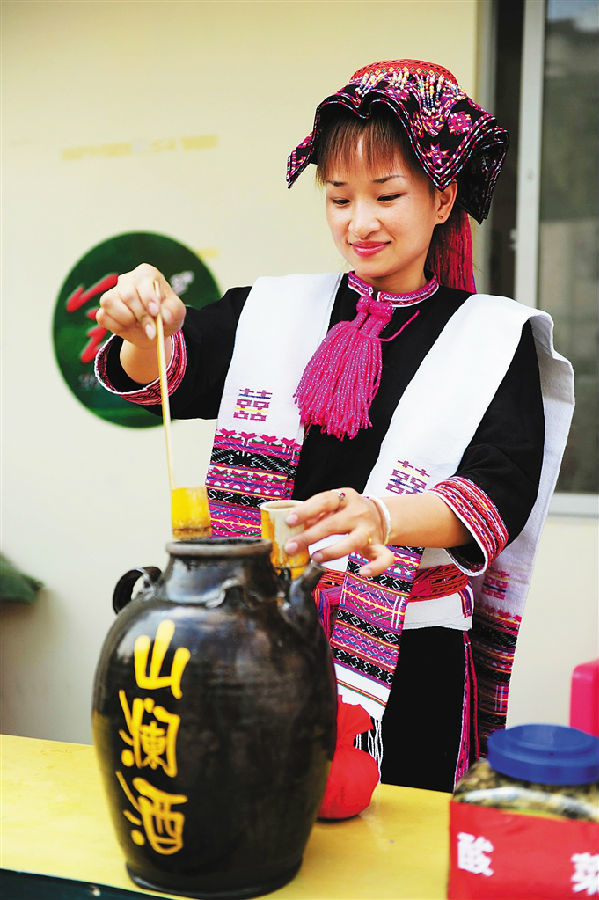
[92,538,337,899]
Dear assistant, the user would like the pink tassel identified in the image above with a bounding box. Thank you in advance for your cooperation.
[295,297,400,440]
[426,207,476,292]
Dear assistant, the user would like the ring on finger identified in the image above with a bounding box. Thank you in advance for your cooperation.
[333,489,347,510]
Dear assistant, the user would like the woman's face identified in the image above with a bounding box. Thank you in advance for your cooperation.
[324,141,455,294]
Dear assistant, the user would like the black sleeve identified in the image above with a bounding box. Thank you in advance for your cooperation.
[454,321,545,561]
[103,286,250,420]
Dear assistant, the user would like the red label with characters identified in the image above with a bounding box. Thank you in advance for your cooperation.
[448,800,599,899]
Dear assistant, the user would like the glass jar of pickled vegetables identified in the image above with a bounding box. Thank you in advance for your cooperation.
[448,724,599,900]
[454,723,599,822]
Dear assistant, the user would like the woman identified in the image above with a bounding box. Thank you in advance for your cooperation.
[96,60,573,795]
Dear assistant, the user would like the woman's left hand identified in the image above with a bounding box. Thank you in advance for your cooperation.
[284,488,395,577]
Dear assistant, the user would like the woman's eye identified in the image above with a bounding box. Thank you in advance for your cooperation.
[331,197,349,206]
[378,193,401,202]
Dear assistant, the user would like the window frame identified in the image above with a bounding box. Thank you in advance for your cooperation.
[478,0,598,518]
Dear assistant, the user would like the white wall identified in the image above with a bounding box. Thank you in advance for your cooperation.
[1,0,596,744]
[508,517,598,728]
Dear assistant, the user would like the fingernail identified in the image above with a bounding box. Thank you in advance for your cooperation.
[161,307,172,324]
[145,323,156,340]
[148,300,159,316]
[312,551,323,562]
[286,513,298,525]
[285,540,298,553]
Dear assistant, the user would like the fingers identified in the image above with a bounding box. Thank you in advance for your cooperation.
[96,304,134,337]
[117,266,160,340]
[98,263,186,346]
[306,526,395,577]
[293,513,354,552]
[284,488,393,576]
[285,491,362,553]
[286,488,355,529]
[310,524,376,564]
[358,545,396,577]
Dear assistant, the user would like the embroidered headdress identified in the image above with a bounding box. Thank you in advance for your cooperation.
[287,59,509,223]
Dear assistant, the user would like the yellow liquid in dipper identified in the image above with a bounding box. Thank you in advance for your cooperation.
[171,487,211,540]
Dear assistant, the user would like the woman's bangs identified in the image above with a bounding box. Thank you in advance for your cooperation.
[316,114,414,183]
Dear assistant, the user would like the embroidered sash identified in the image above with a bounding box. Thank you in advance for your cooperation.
[206,274,340,536]
[205,275,574,738]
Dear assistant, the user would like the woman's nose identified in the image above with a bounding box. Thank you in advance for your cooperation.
[349,202,378,239]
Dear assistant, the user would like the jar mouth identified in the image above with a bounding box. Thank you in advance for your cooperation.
[166,537,273,558]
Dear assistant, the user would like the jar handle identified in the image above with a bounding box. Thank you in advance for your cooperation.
[112,566,162,614]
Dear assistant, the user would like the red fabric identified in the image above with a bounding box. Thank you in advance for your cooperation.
[318,699,379,820]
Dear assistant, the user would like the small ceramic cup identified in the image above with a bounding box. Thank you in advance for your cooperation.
[260,500,310,577]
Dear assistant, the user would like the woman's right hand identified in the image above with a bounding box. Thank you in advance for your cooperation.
[96,263,187,349]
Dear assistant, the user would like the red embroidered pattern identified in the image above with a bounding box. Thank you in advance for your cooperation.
[454,632,478,784]
[411,564,469,600]
[348,271,439,308]
[331,547,423,698]
[95,330,187,405]
[351,59,458,84]
[430,477,508,572]
[472,599,521,754]
[206,430,302,538]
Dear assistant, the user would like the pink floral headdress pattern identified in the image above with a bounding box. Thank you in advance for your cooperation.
[286,59,509,223]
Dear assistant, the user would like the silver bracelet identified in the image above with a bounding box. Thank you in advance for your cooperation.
[363,494,392,545]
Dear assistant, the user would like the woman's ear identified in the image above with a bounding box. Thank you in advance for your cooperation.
[436,182,458,223]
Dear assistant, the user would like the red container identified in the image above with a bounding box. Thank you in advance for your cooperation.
[448,724,599,899]
[570,660,599,737]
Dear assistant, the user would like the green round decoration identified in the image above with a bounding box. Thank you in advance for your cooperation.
[52,232,220,428]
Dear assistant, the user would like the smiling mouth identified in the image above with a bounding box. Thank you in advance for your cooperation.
[350,242,389,257]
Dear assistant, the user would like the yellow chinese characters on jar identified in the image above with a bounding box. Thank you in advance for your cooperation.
[119,693,180,776]
[116,618,190,855]
[133,619,190,699]
[117,773,188,854]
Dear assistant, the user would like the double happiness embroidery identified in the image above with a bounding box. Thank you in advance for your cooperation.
[233,388,273,422]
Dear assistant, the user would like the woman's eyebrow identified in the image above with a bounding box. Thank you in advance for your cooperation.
[326,174,407,186]
[372,174,407,183]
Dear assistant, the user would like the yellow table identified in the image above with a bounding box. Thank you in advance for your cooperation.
[0,734,450,899]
